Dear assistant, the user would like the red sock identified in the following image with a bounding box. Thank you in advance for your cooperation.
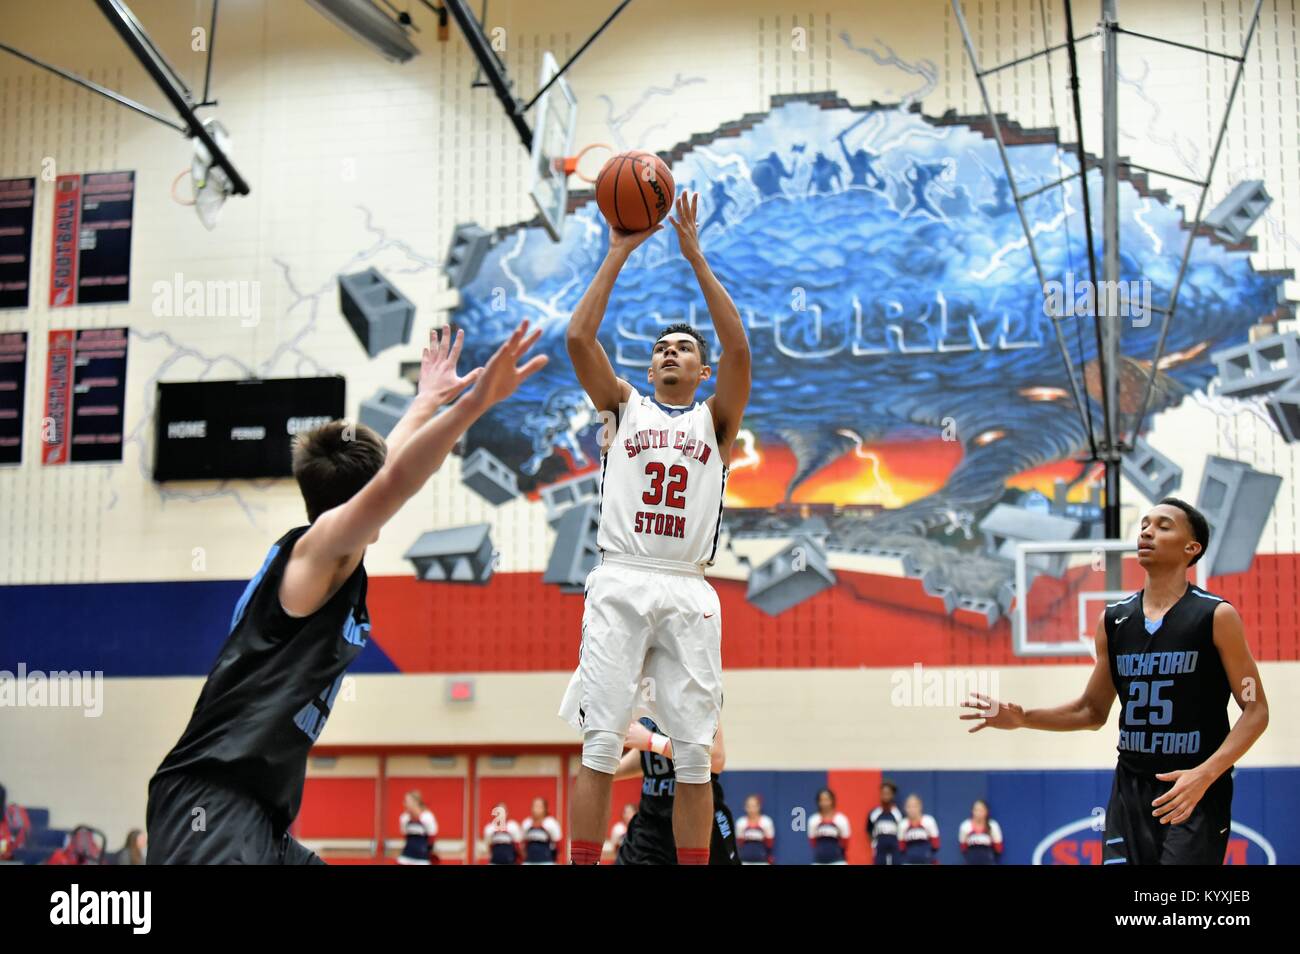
[677,847,709,865]
[569,840,602,865]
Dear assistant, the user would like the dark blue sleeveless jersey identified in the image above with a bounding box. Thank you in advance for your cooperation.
[522,821,558,862]
[1105,584,1231,776]
[869,804,903,864]
[152,527,369,831]
[898,818,939,864]
[810,815,847,863]
[618,718,737,865]
[635,718,726,821]
[959,820,1001,865]
[486,828,518,864]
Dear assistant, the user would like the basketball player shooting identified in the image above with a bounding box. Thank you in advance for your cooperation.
[960,498,1270,865]
[145,323,546,864]
[560,191,751,865]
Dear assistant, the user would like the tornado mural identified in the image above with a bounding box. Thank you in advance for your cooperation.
[449,93,1291,614]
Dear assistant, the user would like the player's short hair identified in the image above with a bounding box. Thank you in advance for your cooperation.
[881,779,898,796]
[291,420,387,523]
[1157,496,1210,566]
[655,322,708,358]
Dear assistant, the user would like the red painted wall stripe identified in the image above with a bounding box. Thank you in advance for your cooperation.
[364,555,1300,673]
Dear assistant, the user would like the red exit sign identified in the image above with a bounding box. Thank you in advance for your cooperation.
[447,678,475,702]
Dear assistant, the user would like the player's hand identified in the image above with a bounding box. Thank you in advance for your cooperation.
[960,693,1026,732]
[668,191,702,263]
[1152,768,1213,826]
[418,327,482,407]
[608,224,662,256]
[625,720,652,752]
[465,320,549,408]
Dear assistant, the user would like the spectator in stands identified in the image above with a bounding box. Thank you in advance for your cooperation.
[808,788,851,864]
[483,801,521,864]
[736,795,775,864]
[108,828,147,865]
[603,803,636,862]
[45,826,106,865]
[2,801,30,859]
[521,796,563,864]
[868,779,904,865]
[898,793,941,864]
[397,790,439,865]
[958,799,1003,865]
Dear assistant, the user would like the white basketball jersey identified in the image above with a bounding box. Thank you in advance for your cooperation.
[596,387,728,566]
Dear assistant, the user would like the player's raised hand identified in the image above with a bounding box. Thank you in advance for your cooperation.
[668,190,702,262]
[419,326,482,407]
[608,223,662,256]
[466,319,549,407]
[624,720,653,752]
[960,693,1026,732]
[1151,768,1213,826]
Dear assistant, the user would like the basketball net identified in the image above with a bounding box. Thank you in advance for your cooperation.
[170,118,236,230]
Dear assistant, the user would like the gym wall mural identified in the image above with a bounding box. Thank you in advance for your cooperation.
[357,94,1293,643]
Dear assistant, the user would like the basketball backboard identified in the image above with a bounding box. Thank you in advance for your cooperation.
[1011,539,1209,658]
[529,51,578,242]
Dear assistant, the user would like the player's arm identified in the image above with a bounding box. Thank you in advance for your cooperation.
[613,748,644,779]
[613,749,642,782]
[1152,602,1270,825]
[280,322,546,617]
[623,720,726,772]
[383,327,482,458]
[670,192,751,453]
[961,613,1117,732]
[566,228,659,419]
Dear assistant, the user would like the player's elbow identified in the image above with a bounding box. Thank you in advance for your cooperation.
[1252,698,1270,731]
[565,327,596,354]
[721,339,752,367]
[1082,701,1108,731]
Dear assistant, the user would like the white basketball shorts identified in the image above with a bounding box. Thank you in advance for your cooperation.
[558,552,723,747]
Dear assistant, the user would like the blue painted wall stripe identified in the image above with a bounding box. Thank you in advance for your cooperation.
[0,580,397,676]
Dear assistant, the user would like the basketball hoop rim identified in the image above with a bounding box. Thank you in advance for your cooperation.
[170,168,196,207]
[561,143,614,184]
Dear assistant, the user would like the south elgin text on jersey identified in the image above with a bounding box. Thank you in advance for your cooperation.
[598,390,727,565]
[622,426,712,540]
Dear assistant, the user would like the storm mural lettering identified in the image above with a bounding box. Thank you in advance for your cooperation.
[449,94,1290,619]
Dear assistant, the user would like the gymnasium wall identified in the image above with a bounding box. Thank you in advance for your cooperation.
[2,0,1299,853]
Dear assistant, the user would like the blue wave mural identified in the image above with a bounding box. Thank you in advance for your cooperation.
[452,95,1287,545]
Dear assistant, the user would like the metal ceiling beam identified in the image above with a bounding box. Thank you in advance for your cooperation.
[94,0,249,195]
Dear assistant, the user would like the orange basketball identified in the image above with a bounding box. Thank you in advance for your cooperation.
[594,150,675,232]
